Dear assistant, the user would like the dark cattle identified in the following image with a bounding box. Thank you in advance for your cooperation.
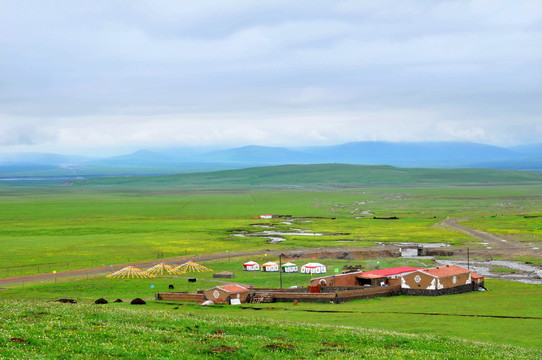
[95,298,108,304]
[188,278,196,283]
[169,284,175,290]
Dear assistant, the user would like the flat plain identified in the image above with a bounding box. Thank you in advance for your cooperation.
[1,165,541,358]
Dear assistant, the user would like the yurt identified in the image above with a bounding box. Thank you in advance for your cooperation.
[243,261,260,271]
[107,266,155,278]
[261,261,279,272]
[301,262,327,275]
[281,262,298,273]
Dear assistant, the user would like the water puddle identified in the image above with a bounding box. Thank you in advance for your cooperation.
[252,230,323,236]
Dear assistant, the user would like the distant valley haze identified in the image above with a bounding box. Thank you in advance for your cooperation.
[1,141,542,177]
[1,1,540,171]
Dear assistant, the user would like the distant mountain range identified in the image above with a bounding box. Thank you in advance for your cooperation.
[1,141,541,177]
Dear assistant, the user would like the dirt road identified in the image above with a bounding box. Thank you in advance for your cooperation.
[439,217,519,250]
[0,246,395,286]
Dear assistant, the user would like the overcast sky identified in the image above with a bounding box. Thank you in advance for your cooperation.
[1,0,541,155]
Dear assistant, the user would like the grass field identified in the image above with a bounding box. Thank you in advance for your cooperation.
[2,298,540,360]
[462,213,542,244]
[1,278,541,358]
[1,165,542,358]
[1,181,541,278]
[2,257,541,350]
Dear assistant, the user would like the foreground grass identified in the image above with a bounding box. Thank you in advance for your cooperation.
[3,263,541,349]
[1,300,540,359]
[220,280,542,349]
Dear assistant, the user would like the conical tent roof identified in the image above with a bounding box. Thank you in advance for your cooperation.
[147,262,177,275]
[107,266,155,278]
[281,262,297,267]
[173,261,212,273]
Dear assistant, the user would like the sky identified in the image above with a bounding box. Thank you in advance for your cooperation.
[1,0,541,155]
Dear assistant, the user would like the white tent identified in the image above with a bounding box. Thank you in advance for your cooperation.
[301,262,327,274]
[243,261,260,271]
[261,261,279,272]
[281,262,298,273]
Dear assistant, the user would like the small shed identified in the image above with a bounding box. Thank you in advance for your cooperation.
[203,284,251,304]
[213,271,234,279]
[281,262,298,273]
[261,262,279,272]
[471,272,484,287]
[301,262,327,275]
[243,261,260,271]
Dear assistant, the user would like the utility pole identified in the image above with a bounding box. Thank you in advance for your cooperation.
[279,254,283,289]
[467,247,470,270]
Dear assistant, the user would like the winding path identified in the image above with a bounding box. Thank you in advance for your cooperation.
[439,217,517,250]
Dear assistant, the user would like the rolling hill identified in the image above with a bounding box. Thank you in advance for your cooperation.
[72,163,542,187]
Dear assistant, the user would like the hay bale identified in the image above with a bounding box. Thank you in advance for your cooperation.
[95,298,108,304]
[131,298,146,305]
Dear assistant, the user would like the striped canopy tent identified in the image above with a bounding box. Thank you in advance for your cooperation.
[301,262,327,275]
[146,262,177,275]
[107,266,155,278]
[281,262,298,273]
[173,261,212,273]
[261,261,279,272]
[243,261,260,271]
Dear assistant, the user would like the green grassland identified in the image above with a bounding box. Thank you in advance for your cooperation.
[2,258,541,350]
[1,276,541,357]
[3,298,540,360]
[462,213,542,244]
[2,165,542,358]
[1,174,542,278]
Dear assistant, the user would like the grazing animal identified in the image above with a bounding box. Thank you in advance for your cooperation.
[169,284,174,290]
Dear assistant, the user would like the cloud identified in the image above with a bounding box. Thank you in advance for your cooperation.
[0,0,540,152]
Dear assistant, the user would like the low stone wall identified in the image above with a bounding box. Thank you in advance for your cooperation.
[320,286,371,293]
[335,285,400,303]
[271,292,337,303]
[401,283,474,296]
[157,292,204,302]
[253,287,309,293]
[262,285,400,304]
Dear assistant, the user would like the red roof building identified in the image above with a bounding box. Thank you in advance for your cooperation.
[217,284,249,293]
[401,265,473,292]
[203,284,250,304]
[362,266,422,277]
